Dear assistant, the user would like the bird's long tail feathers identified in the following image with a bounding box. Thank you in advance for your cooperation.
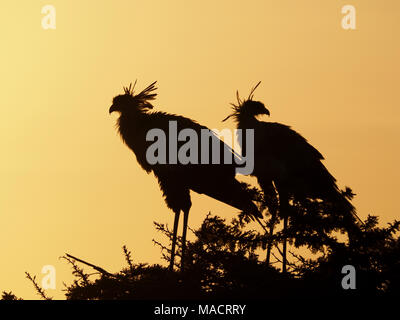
[331,188,363,227]
[199,179,262,219]
[314,164,363,226]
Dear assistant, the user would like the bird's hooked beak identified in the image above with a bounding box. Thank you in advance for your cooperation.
[109,104,117,114]
[254,107,270,120]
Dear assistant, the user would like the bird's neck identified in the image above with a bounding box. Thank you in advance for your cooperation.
[236,114,259,129]
[118,111,146,130]
[116,112,153,172]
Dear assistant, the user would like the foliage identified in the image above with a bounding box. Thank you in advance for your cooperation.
[2,188,399,300]
[1,291,22,300]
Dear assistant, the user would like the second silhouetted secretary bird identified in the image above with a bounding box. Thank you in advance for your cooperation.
[109,81,261,271]
[223,82,362,273]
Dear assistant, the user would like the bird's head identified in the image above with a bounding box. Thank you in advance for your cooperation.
[222,81,270,123]
[240,100,270,118]
[109,81,157,115]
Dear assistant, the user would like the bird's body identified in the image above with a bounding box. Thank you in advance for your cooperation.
[238,118,347,209]
[224,82,360,272]
[110,81,260,270]
[117,110,260,215]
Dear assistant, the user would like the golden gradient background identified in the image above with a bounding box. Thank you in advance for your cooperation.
[0,1,399,299]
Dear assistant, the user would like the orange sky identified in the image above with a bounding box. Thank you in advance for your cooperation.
[0,0,399,299]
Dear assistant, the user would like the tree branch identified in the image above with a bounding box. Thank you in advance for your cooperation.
[65,253,114,277]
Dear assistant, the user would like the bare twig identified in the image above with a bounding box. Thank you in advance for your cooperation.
[65,253,114,277]
[60,255,90,285]
[255,217,269,234]
[275,244,284,258]
[25,272,52,300]
[122,245,134,271]
[271,252,282,264]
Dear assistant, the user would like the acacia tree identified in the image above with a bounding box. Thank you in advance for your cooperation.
[2,188,399,299]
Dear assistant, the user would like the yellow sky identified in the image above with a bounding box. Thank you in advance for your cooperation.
[0,0,399,299]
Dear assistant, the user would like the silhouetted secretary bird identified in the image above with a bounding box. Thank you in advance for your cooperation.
[223,82,362,273]
[109,81,262,271]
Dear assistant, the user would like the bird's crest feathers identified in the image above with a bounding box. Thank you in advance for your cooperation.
[123,80,138,96]
[223,81,262,122]
[123,80,158,110]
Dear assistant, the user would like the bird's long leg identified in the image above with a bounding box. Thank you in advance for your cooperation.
[260,181,278,266]
[169,210,180,271]
[282,214,288,273]
[266,211,276,266]
[279,191,289,274]
[180,209,190,272]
